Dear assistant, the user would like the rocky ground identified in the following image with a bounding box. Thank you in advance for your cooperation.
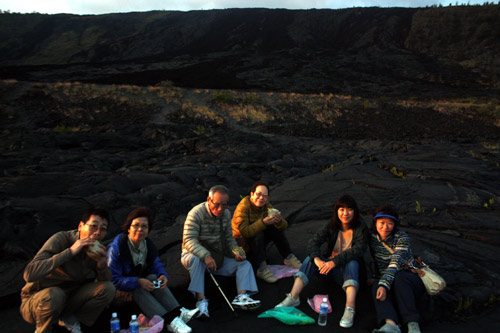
[0,79,499,332]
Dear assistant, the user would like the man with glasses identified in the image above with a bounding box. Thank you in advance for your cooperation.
[20,206,115,333]
[232,180,301,284]
[181,185,260,318]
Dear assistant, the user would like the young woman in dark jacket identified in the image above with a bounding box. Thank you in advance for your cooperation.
[275,194,369,328]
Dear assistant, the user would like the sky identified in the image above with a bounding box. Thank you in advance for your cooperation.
[0,0,491,15]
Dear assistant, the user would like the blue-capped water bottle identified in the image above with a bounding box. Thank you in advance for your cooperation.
[318,297,328,326]
[110,312,120,333]
[129,314,139,333]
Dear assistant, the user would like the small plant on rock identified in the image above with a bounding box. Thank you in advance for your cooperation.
[193,125,206,136]
[416,201,425,214]
[483,198,495,208]
[390,166,406,178]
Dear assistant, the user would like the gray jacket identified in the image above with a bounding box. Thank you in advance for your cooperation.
[182,202,237,260]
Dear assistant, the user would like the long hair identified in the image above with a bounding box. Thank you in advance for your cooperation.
[327,194,360,232]
[121,206,153,234]
[371,204,399,236]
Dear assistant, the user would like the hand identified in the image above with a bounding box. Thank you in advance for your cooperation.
[235,254,245,261]
[157,275,168,290]
[376,286,387,301]
[318,260,335,275]
[263,214,280,225]
[85,242,107,267]
[70,236,95,256]
[314,257,325,270]
[205,255,217,272]
[138,278,155,292]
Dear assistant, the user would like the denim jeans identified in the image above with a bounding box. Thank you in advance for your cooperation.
[181,252,258,297]
[295,256,360,291]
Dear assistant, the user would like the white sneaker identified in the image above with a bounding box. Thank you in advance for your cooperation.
[275,293,300,308]
[167,316,192,333]
[196,298,210,318]
[408,322,421,333]
[339,307,355,328]
[231,293,261,310]
[373,322,402,333]
[180,307,199,323]
[58,315,82,333]
[284,254,302,269]
[256,267,278,283]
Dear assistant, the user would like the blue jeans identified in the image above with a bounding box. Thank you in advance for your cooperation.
[181,252,258,297]
[295,256,360,291]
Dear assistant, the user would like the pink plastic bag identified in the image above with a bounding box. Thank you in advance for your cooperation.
[267,265,299,279]
[120,314,164,333]
[307,294,332,314]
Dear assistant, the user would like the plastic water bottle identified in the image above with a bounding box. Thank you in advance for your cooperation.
[110,312,120,333]
[318,297,328,326]
[129,314,139,333]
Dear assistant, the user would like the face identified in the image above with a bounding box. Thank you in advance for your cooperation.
[376,217,395,240]
[337,206,354,226]
[207,191,229,217]
[250,185,269,207]
[128,217,149,244]
[78,214,108,241]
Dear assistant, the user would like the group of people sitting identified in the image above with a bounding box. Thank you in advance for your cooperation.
[20,181,427,333]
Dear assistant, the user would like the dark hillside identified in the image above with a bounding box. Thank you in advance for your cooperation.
[0,6,499,95]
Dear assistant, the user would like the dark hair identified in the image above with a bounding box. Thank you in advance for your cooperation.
[327,194,360,232]
[121,207,153,233]
[81,206,109,224]
[250,180,270,195]
[371,204,399,235]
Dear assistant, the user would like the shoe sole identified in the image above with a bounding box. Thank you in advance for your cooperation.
[340,322,353,328]
[167,325,192,333]
[232,303,261,311]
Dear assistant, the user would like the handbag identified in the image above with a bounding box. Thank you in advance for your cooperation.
[412,258,446,296]
[378,237,446,295]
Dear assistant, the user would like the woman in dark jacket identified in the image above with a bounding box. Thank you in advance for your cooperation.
[369,204,425,333]
[107,207,197,333]
[275,194,369,328]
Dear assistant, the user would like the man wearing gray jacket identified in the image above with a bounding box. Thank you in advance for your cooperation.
[181,185,260,318]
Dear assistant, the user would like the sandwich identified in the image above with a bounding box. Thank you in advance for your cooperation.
[86,240,105,256]
[267,208,280,217]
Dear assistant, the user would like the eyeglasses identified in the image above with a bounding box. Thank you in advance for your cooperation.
[85,223,108,233]
[210,198,228,209]
[254,192,268,198]
[130,223,149,230]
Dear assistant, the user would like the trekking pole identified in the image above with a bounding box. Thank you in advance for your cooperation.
[208,271,238,317]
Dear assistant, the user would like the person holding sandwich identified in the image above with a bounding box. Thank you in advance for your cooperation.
[231,181,301,283]
[20,206,115,333]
